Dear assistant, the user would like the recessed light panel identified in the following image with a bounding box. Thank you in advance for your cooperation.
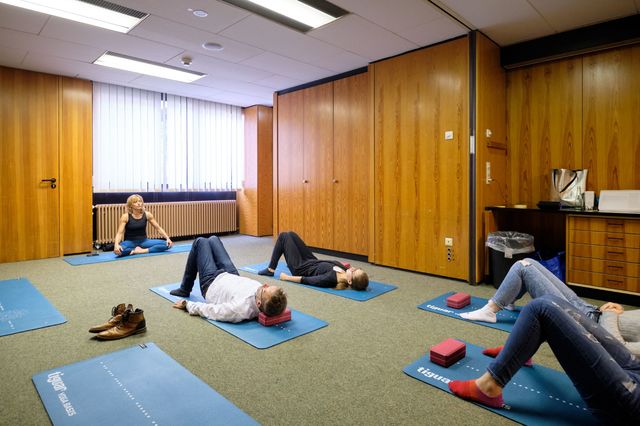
[94,52,206,83]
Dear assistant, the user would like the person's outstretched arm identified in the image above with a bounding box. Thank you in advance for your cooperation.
[113,213,128,255]
[146,211,173,247]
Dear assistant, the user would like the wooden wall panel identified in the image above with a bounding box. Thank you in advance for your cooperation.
[333,73,369,255]
[475,33,507,281]
[60,77,93,255]
[303,82,334,248]
[583,45,640,192]
[239,105,273,236]
[0,67,60,262]
[276,91,305,236]
[507,57,582,206]
[373,37,469,279]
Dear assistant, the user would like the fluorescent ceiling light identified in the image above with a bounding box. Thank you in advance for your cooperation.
[0,0,148,33]
[221,0,348,32]
[94,52,206,83]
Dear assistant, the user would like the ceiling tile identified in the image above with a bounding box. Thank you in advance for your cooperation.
[529,0,638,32]
[130,15,263,64]
[333,0,447,33]
[40,17,183,63]
[241,52,332,81]
[0,27,103,62]
[310,14,418,60]
[165,52,272,82]
[397,16,468,46]
[0,4,48,34]
[252,75,304,91]
[0,45,27,68]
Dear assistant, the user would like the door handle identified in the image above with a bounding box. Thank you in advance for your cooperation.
[41,178,57,189]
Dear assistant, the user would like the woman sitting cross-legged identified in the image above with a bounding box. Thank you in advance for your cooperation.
[259,231,369,291]
[449,295,640,423]
[460,258,640,356]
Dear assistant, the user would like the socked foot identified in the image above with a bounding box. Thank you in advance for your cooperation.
[170,288,190,297]
[460,306,497,323]
[448,379,504,408]
[258,268,274,277]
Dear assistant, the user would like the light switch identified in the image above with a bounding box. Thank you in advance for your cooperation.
[444,131,454,140]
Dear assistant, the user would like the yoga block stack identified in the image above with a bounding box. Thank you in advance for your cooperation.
[259,308,291,326]
[430,338,466,367]
[446,292,471,309]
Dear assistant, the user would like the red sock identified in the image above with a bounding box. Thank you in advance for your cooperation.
[448,379,504,408]
[482,345,533,366]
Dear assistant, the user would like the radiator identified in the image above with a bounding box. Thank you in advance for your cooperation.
[94,200,237,244]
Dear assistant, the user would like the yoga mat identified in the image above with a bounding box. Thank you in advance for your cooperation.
[33,342,258,425]
[150,283,328,349]
[0,278,66,336]
[240,261,397,301]
[418,291,520,332]
[63,243,192,266]
[403,341,598,425]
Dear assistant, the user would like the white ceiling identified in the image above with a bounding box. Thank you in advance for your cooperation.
[0,0,638,107]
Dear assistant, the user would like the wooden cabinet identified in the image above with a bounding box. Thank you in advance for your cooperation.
[567,216,640,293]
[274,73,369,255]
[239,105,273,236]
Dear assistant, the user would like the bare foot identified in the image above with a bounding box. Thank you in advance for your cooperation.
[131,246,149,255]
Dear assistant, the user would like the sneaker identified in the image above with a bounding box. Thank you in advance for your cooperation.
[258,268,274,277]
[170,288,190,297]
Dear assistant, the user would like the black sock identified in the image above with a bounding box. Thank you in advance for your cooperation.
[170,288,190,297]
[258,268,274,276]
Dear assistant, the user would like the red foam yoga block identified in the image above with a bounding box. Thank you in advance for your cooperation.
[341,262,351,269]
[258,308,291,326]
[430,338,466,367]
[446,292,471,309]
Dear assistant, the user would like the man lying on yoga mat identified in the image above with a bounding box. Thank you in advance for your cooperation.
[114,194,173,257]
[170,236,287,323]
[460,258,640,356]
[449,295,640,423]
[258,231,369,290]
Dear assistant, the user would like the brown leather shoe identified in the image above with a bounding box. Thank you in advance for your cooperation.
[95,308,146,340]
[88,303,132,333]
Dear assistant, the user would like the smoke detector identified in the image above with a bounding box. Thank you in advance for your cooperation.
[180,56,192,67]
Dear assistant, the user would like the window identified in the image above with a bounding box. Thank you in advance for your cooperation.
[93,82,244,192]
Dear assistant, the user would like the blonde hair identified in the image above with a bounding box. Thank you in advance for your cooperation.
[262,287,287,316]
[126,194,144,213]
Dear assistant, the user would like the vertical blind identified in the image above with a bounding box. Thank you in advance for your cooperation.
[93,83,244,192]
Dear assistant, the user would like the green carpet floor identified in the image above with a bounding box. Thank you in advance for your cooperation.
[0,234,617,425]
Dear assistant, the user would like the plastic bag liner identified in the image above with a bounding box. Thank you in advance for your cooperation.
[486,231,535,259]
[537,251,566,282]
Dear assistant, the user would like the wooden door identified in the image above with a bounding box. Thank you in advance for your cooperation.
[276,90,305,236]
[60,77,93,254]
[0,67,60,262]
[333,73,369,255]
[303,82,334,248]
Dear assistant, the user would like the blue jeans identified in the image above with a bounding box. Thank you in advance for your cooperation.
[116,238,168,257]
[178,237,239,295]
[488,295,640,422]
[493,258,599,319]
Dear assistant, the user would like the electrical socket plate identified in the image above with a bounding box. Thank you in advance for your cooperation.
[444,131,453,140]
[444,237,453,246]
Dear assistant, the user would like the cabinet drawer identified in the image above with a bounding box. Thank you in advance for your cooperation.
[569,230,640,248]
[569,217,640,234]
[568,256,640,277]
[568,269,639,292]
[569,243,640,263]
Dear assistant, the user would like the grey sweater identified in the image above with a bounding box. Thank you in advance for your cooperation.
[600,309,640,357]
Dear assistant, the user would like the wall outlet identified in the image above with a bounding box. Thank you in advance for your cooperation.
[444,131,454,140]
[444,237,453,246]
[447,247,455,262]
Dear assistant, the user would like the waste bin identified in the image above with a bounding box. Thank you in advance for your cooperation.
[487,231,535,288]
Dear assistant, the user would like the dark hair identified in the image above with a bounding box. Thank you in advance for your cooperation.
[262,287,287,316]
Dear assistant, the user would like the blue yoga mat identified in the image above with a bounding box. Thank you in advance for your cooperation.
[150,283,328,349]
[33,342,258,425]
[0,278,66,336]
[418,292,520,332]
[404,340,598,425]
[240,261,397,301]
[63,243,192,266]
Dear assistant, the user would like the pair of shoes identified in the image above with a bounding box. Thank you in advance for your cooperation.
[89,303,147,340]
[88,303,131,332]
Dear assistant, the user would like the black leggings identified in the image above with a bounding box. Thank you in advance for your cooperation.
[268,232,317,275]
